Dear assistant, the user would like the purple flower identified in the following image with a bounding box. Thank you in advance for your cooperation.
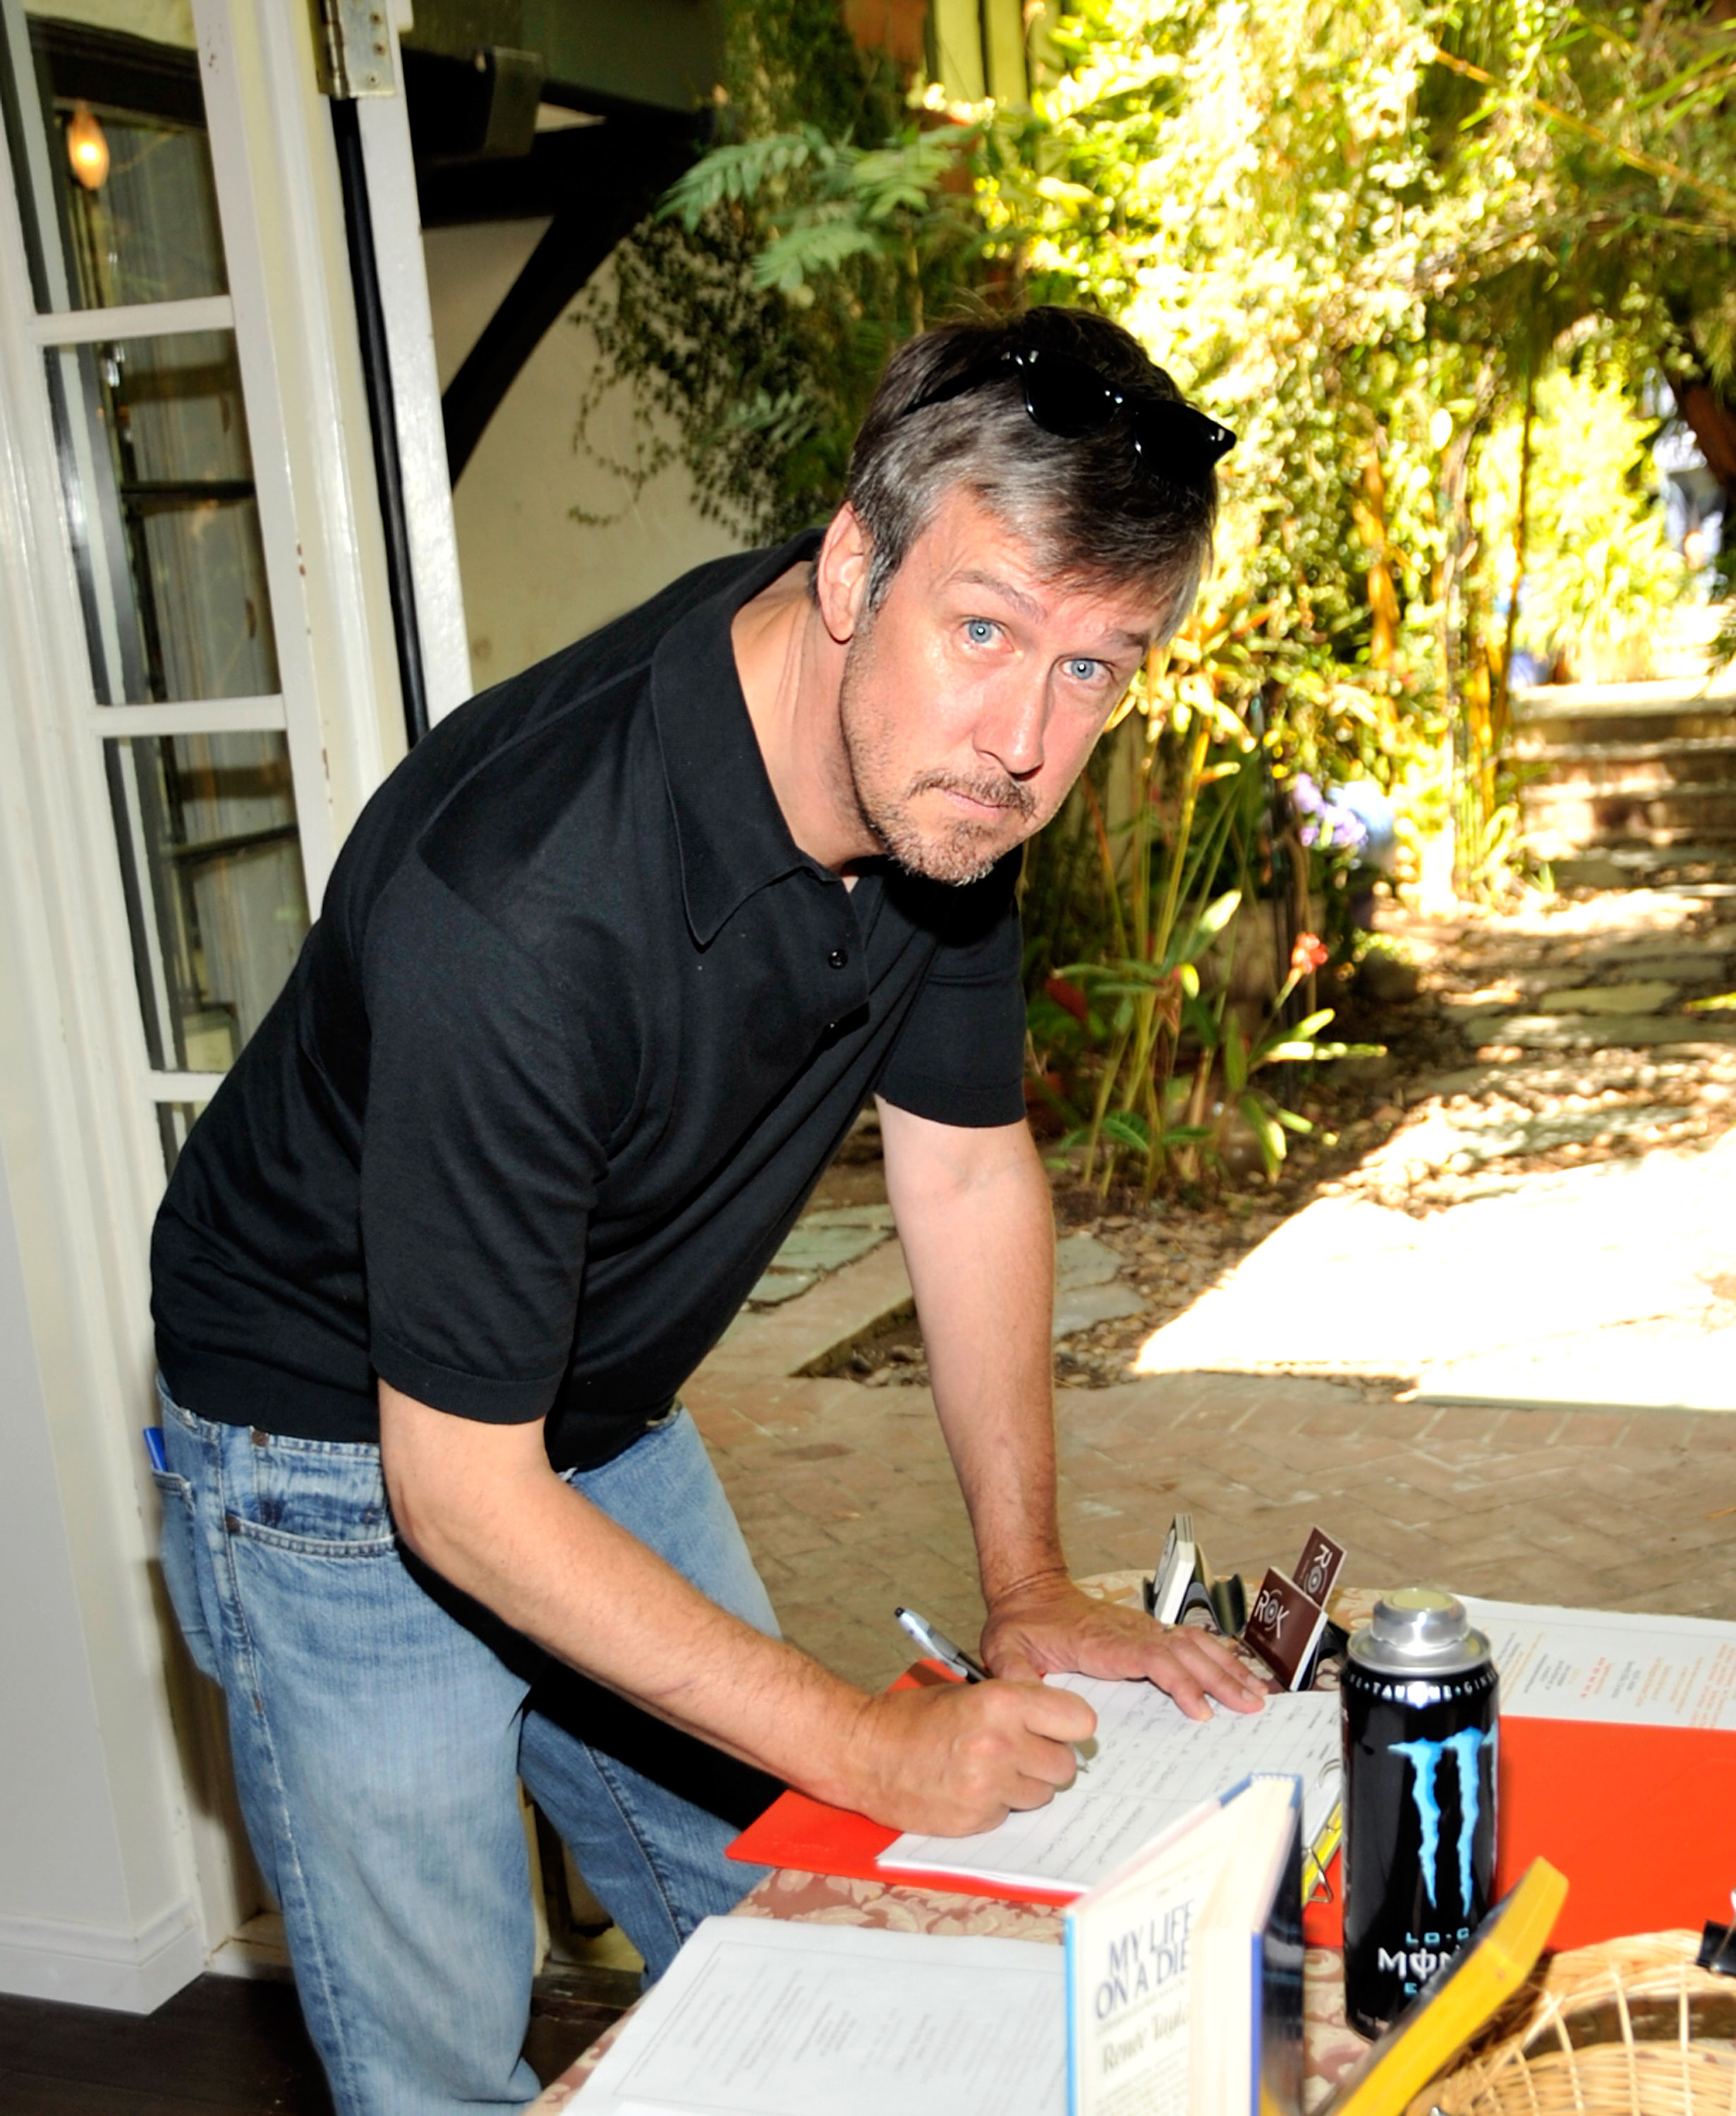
[1291,773,1370,854]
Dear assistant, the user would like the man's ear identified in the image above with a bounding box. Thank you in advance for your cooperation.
[814,504,872,644]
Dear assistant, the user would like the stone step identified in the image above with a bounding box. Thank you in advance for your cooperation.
[1476,1011,1736,1050]
[1520,785,1736,844]
[1526,773,1736,808]
[1517,707,1736,748]
[1512,676,1736,716]
[1511,737,1736,786]
[1546,848,1736,891]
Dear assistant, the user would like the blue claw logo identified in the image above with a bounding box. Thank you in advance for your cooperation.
[1389,1727,1495,1914]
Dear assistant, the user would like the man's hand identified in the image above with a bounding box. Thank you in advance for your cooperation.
[842,1677,1098,1836]
[981,1571,1267,1720]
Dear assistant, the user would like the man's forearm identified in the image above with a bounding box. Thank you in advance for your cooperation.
[878,1107,1268,1717]
[379,1380,1103,1835]
[878,1104,1068,1604]
[382,1389,873,1797]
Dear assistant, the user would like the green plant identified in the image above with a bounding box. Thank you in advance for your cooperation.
[660,120,985,327]
[570,3,995,545]
[575,0,1736,1155]
[1031,623,1380,1198]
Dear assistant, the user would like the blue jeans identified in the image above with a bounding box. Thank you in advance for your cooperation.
[152,1382,777,2116]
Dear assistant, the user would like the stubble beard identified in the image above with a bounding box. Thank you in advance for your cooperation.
[835,630,1039,887]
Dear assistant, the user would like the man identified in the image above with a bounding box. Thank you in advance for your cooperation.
[150,305,1260,2116]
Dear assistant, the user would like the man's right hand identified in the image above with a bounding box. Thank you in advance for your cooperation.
[837,1677,1098,1836]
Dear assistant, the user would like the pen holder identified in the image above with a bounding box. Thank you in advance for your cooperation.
[1412,1928,1736,2115]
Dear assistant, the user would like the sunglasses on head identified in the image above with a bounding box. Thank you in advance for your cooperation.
[899,342,1235,487]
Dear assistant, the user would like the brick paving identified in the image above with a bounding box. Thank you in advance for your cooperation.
[686,1311,1736,1691]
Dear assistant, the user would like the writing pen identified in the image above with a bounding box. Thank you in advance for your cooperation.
[894,1605,987,1682]
[894,1605,1094,1775]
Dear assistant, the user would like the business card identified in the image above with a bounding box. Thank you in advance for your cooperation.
[1293,1524,1346,1608]
[1244,1567,1330,1691]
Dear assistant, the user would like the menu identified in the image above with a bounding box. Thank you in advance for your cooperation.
[576,1916,1065,2116]
[1460,1596,1736,1730]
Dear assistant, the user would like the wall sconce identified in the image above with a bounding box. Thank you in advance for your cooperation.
[66,102,109,191]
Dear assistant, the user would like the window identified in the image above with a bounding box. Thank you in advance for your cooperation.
[3,8,317,1170]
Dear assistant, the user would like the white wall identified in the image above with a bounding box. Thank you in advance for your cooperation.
[0,1153,204,2010]
[423,223,743,685]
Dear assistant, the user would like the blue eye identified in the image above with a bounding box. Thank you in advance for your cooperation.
[965,619,996,645]
[1064,658,1102,682]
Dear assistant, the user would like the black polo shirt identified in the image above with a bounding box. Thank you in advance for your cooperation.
[151,536,1028,1470]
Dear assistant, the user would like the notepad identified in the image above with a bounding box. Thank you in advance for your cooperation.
[878,1676,1340,1895]
[576,1916,1065,2116]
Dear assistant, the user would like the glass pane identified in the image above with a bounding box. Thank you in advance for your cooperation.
[157,1099,208,1179]
[47,330,279,702]
[107,733,309,1074]
[2,8,221,313]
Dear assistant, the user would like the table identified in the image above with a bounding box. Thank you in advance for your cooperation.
[526,1868,1370,2113]
[526,1574,1379,2113]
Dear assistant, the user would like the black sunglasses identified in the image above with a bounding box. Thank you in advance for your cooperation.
[900,343,1235,486]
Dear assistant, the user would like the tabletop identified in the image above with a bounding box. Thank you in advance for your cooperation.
[523,1583,1380,2108]
[526,1868,1369,2114]
[526,1573,1380,2114]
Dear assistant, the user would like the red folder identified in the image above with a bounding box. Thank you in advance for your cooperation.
[731,1697,1736,1952]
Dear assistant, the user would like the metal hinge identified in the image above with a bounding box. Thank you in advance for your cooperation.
[310,0,398,98]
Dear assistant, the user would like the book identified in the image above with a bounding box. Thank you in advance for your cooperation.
[1065,1773,1304,2116]
[876,1675,1340,1897]
[1319,1857,1567,2116]
[575,1916,1066,2116]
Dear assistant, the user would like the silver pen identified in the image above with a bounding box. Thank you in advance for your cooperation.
[894,1605,987,1682]
[893,1606,1093,1773]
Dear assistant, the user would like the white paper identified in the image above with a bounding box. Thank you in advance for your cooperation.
[576,1916,1064,2116]
[1461,1596,1736,1730]
[878,1678,1340,1894]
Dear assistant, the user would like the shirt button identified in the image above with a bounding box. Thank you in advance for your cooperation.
[827,947,849,968]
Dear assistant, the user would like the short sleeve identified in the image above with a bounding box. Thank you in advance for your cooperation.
[875,853,1028,1127]
[359,858,605,1422]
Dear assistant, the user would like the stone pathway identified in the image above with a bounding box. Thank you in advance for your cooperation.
[687,1289,1736,1693]
[1132,1130,1736,1410]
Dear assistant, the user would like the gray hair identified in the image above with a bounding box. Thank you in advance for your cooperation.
[843,308,1218,635]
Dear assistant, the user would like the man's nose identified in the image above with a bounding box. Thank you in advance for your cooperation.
[975,674,1047,780]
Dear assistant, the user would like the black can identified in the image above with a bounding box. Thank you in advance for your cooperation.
[1341,1588,1498,2038]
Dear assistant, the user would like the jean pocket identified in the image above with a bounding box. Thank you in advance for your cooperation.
[229,1433,399,1557]
[152,1469,219,1682]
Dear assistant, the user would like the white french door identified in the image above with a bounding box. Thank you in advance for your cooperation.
[0,0,452,2000]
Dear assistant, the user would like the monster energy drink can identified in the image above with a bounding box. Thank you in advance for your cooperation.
[1342,1588,1498,2037]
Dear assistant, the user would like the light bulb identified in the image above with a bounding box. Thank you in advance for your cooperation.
[66,102,109,191]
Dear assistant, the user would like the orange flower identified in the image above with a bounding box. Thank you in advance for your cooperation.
[1291,932,1329,975]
